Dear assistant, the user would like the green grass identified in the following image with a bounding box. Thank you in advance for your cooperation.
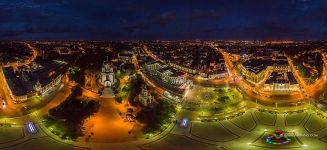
[230,111,256,131]
[5,137,85,150]
[285,112,307,126]
[0,127,24,143]
[191,122,239,142]
[143,134,218,150]
[192,87,244,113]
[255,110,276,126]
[304,115,327,133]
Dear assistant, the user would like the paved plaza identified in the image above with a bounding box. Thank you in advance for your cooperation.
[1,106,327,150]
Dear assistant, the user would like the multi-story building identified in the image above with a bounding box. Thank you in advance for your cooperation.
[118,52,134,63]
[240,55,291,84]
[272,56,290,71]
[145,61,167,71]
[168,62,197,74]
[207,62,229,79]
[156,67,187,85]
[208,70,229,79]
[34,75,62,96]
[2,60,66,103]
[240,59,269,83]
[100,59,117,87]
[145,61,187,85]
[264,72,299,93]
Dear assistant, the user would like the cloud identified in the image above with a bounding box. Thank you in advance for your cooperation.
[305,3,327,24]
[155,12,176,26]
[1,0,327,40]
[122,12,176,32]
[0,0,62,10]
[190,9,224,21]
[0,30,21,37]
[123,23,148,32]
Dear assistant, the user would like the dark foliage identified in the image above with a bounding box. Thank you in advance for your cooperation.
[136,99,176,133]
[128,74,144,106]
[47,86,100,139]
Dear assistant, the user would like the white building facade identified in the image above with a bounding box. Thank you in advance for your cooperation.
[100,60,117,87]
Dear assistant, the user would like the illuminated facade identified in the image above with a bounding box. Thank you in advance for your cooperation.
[1,61,64,103]
[240,55,291,84]
[145,61,187,85]
[118,52,133,63]
[168,62,197,74]
[240,59,269,83]
[34,75,62,96]
[3,76,62,103]
[263,72,299,93]
[138,85,153,106]
[100,59,117,87]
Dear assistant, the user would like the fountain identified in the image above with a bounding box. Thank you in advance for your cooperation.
[264,130,291,145]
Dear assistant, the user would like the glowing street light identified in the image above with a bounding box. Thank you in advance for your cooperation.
[1,98,6,109]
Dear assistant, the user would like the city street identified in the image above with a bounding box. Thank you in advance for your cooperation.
[2,0,327,149]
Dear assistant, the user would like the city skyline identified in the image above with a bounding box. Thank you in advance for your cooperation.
[1,1,327,150]
[1,0,327,40]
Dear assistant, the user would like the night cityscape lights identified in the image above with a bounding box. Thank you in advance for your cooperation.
[1,0,327,150]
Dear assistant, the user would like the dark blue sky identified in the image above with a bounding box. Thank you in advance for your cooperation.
[1,0,327,40]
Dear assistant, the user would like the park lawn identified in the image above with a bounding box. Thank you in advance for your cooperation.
[5,137,85,150]
[304,114,327,133]
[230,111,256,131]
[0,127,23,143]
[255,110,276,126]
[143,134,218,150]
[191,122,239,142]
[285,112,308,126]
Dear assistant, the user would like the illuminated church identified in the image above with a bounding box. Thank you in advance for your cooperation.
[100,58,116,98]
[100,58,117,87]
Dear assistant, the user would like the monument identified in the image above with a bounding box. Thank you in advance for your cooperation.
[99,57,117,98]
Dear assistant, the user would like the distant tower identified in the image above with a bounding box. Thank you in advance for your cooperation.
[138,85,153,106]
[34,80,42,94]
[40,50,47,60]
[100,57,116,87]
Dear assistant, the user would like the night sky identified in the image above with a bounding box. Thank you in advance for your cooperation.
[1,0,327,40]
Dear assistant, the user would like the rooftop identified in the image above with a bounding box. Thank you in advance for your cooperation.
[265,72,298,84]
[242,59,270,74]
[3,60,66,96]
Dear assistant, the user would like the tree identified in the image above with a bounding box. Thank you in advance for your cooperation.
[218,96,229,103]
[68,66,85,85]
[136,99,176,133]
[297,64,309,78]
[46,91,100,140]
[115,96,123,103]
[71,86,83,97]
[127,74,144,105]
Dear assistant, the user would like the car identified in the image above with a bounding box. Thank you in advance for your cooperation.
[26,121,38,134]
[179,118,189,128]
